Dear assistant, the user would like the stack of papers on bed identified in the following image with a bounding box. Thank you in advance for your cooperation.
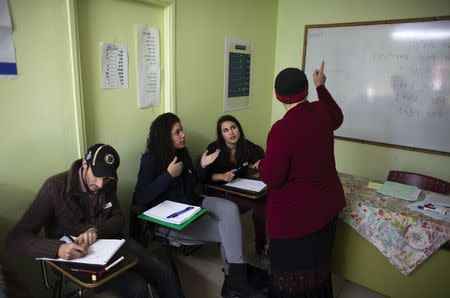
[143,200,201,225]
[378,181,421,201]
[225,178,267,193]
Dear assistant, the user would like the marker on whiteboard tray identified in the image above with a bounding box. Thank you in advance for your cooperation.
[418,204,448,215]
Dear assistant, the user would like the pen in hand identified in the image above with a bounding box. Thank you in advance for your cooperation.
[167,206,194,218]
[65,233,76,243]
[232,162,249,173]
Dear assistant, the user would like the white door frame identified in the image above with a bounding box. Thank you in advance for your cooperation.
[66,0,176,157]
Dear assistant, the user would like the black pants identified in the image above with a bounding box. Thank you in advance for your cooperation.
[98,237,184,298]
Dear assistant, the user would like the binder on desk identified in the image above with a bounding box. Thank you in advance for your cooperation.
[138,200,206,231]
[378,181,421,201]
[37,238,126,266]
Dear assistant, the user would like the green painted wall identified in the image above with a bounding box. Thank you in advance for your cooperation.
[273,0,450,182]
[272,1,450,297]
[0,0,79,295]
[76,0,165,214]
[1,0,447,297]
[0,0,277,296]
[176,0,277,156]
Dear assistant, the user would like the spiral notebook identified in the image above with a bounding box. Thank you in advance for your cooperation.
[36,237,125,266]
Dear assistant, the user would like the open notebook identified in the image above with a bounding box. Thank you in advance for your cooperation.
[225,178,267,193]
[36,237,125,266]
[143,200,202,225]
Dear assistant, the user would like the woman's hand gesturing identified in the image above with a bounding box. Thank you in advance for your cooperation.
[167,156,183,177]
[200,149,220,168]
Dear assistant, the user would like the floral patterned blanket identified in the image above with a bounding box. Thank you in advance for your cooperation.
[338,173,450,275]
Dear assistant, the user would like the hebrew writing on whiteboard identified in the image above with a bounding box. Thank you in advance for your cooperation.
[304,19,449,153]
[137,27,160,108]
[0,0,17,78]
[101,43,128,89]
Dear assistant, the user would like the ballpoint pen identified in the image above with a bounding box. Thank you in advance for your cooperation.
[70,268,97,274]
[65,233,76,243]
[232,162,249,173]
[167,206,194,218]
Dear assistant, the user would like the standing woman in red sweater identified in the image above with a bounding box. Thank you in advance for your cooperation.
[258,61,346,298]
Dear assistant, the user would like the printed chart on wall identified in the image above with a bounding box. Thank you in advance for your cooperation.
[101,43,128,89]
[137,27,160,108]
[303,18,450,154]
[224,38,254,111]
[0,0,17,78]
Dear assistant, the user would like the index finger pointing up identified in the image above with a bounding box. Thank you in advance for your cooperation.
[320,60,324,73]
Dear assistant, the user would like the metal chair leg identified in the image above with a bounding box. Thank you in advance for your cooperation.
[40,261,52,290]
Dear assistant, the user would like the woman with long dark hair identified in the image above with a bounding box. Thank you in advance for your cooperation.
[205,115,267,255]
[133,113,265,298]
[207,115,264,182]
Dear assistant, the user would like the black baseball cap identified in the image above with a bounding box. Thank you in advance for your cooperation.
[84,144,120,180]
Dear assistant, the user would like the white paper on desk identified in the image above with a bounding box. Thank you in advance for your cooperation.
[407,201,450,223]
[143,200,201,225]
[424,192,450,207]
[36,237,125,266]
[225,178,267,193]
[378,181,421,201]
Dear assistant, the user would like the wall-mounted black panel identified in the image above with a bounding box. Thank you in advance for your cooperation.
[228,52,251,98]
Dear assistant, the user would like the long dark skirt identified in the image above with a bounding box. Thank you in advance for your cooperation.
[269,217,337,298]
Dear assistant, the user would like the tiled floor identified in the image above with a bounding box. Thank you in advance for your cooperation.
[171,212,387,298]
[173,243,387,298]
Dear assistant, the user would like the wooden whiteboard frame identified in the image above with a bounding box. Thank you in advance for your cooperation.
[302,16,450,156]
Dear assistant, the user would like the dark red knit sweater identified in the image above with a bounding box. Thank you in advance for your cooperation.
[259,85,345,239]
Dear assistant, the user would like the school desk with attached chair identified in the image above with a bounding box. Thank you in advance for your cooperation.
[41,247,138,298]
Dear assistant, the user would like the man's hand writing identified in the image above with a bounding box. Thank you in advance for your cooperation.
[57,243,87,260]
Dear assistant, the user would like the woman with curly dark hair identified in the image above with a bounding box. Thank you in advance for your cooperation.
[133,113,265,298]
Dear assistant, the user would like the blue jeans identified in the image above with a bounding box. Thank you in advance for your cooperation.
[98,238,184,298]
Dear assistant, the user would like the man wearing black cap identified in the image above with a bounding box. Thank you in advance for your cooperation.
[6,144,184,298]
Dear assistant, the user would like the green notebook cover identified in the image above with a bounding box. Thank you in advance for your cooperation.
[138,208,207,231]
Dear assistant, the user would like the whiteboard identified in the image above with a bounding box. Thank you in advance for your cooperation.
[303,19,450,154]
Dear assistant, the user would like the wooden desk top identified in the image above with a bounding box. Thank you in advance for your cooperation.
[205,183,266,200]
[46,248,138,288]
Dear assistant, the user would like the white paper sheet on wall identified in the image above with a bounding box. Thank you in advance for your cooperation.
[137,27,160,108]
[0,0,17,78]
[101,43,128,89]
